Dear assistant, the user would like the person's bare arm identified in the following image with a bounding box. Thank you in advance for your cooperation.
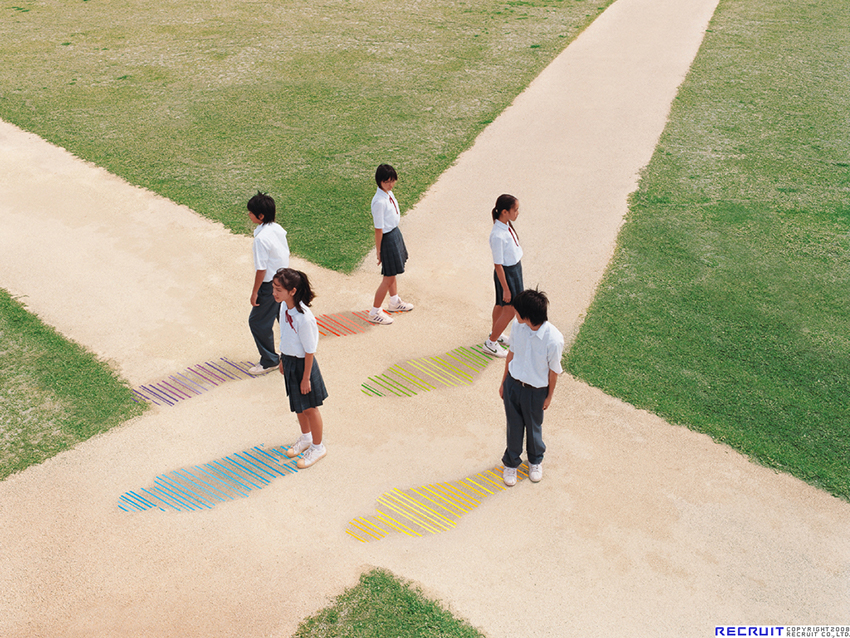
[494,264,511,303]
[499,351,514,399]
[251,270,266,306]
[374,229,383,265]
[301,353,314,395]
[543,369,558,410]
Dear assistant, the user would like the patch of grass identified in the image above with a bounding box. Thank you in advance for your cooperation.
[566,0,850,499]
[0,0,612,272]
[0,290,146,479]
[294,569,484,638]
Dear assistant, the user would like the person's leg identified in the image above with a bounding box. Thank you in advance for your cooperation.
[287,410,314,457]
[522,387,547,465]
[373,275,396,308]
[489,305,515,342]
[249,282,280,368]
[297,407,326,469]
[298,407,323,445]
[295,411,312,436]
[501,376,525,469]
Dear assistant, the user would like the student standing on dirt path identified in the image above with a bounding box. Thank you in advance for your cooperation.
[274,268,329,469]
[366,164,414,325]
[484,193,523,357]
[499,289,564,487]
[247,191,290,375]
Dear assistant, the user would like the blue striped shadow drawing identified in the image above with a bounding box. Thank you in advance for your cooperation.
[118,444,300,512]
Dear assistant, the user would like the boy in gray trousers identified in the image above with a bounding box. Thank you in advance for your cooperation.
[498,289,564,486]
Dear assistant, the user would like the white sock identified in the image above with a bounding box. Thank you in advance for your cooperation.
[311,442,325,452]
[300,432,313,443]
[389,295,400,304]
[370,306,381,315]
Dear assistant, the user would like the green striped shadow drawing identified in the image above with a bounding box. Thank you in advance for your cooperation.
[361,343,506,397]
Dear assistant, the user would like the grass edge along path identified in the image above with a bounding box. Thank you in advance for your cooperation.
[0,0,614,272]
[292,569,485,638]
[0,288,146,480]
[565,0,850,500]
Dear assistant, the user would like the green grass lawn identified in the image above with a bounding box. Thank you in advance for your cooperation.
[0,289,145,480]
[0,0,612,272]
[4,0,849,632]
[566,0,850,500]
[0,0,613,472]
[293,569,484,638]
[0,2,611,631]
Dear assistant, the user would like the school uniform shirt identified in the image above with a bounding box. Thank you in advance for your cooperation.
[279,302,319,357]
[490,220,523,266]
[371,188,400,234]
[508,319,564,389]
[253,222,290,282]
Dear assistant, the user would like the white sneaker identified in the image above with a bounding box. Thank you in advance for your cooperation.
[529,463,543,483]
[297,445,327,469]
[503,466,517,487]
[248,362,278,375]
[483,339,507,358]
[285,436,312,458]
[367,309,394,325]
[387,298,414,312]
[497,334,511,346]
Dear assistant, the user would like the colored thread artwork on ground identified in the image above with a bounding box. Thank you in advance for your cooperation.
[130,312,374,407]
[117,445,302,512]
[346,463,529,542]
[130,357,259,407]
[360,343,506,397]
[316,311,372,337]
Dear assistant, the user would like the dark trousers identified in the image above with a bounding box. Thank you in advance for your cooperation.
[502,374,547,469]
[248,281,280,368]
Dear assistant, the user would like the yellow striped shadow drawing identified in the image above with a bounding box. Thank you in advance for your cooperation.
[360,343,507,397]
[346,463,529,542]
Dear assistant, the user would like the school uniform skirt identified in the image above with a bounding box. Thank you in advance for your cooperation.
[281,354,328,414]
[494,261,524,306]
[380,227,409,277]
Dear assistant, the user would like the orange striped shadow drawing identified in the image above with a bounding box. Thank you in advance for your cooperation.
[360,343,507,397]
[316,311,373,337]
[345,463,529,542]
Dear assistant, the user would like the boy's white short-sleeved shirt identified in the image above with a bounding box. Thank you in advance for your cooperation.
[279,302,319,357]
[489,220,523,266]
[253,222,290,282]
[371,188,400,234]
[508,320,564,388]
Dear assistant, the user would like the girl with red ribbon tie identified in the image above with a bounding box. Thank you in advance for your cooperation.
[366,163,414,325]
[273,268,329,469]
[484,194,524,358]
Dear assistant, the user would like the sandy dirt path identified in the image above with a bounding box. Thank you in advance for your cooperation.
[1,0,848,636]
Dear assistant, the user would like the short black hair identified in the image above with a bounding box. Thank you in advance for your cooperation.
[247,191,276,224]
[512,288,549,326]
[375,164,398,186]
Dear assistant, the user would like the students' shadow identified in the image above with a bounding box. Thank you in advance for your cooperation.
[361,343,504,397]
[346,462,529,542]
[118,444,302,512]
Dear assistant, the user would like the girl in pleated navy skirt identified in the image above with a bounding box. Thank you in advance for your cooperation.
[273,268,328,469]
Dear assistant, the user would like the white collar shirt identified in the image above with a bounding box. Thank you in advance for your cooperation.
[508,319,564,388]
[253,222,290,282]
[371,188,400,234]
[278,303,319,357]
[489,220,523,266]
